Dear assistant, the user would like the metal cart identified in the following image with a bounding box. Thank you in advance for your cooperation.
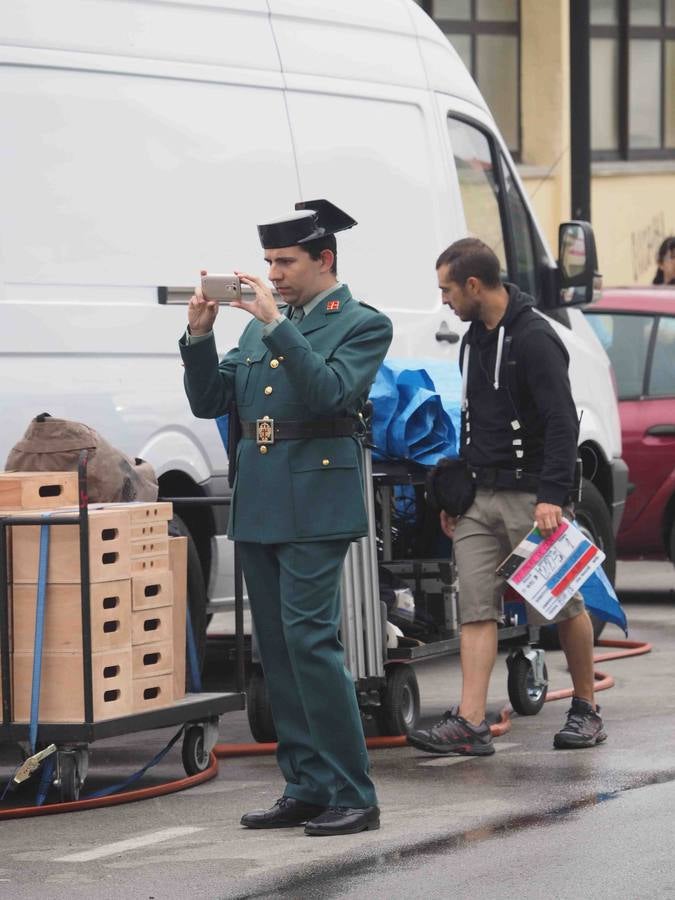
[0,456,245,802]
[246,444,548,741]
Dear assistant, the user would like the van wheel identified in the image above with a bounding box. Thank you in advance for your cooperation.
[539,479,616,649]
[169,514,208,684]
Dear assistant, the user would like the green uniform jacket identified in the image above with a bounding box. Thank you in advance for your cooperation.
[179,284,393,543]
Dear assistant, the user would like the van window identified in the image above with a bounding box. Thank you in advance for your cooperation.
[447,116,537,297]
[447,117,507,274]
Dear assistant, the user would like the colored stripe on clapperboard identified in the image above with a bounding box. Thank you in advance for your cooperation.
[550,543,597,597]
[510,520,568,585]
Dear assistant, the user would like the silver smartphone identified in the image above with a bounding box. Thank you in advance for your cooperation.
[200,273,242,304]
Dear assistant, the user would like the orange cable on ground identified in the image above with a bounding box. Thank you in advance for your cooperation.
[0,638,652,819]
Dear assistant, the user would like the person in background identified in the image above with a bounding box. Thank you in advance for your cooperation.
[652,236,675,285]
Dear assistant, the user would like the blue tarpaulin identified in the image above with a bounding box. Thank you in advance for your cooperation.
[369,358,463,465]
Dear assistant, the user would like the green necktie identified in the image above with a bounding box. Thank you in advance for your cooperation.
[291,306,305,326]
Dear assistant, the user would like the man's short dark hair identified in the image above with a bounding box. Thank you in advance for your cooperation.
[302,234,338,275]
[436,238,501,288]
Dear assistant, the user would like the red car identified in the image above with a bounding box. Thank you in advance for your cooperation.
[584,288,675,560]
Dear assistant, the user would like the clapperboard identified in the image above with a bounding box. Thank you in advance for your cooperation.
[496,519,605,620]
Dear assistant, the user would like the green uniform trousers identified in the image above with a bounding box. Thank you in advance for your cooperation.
[239,539,377,809]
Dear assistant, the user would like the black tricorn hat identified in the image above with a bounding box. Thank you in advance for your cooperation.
[426,458,476,518]
[257,199,357,249]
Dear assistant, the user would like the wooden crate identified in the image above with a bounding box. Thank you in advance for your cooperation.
[168,536,187,701]
[132,672,173,712]
[130,554,169,575]
[131,521,167,540]
[96,502,173,523]
[12,580,132,653]
[131,570,173,611]
[11,508,131,584]
[132,606,173,645]
[0,472,79,510]
[131,535,170,559]
[132,640,173,679]
[12,648,132,722]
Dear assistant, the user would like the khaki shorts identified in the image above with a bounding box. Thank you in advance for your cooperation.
[453,488,586,626]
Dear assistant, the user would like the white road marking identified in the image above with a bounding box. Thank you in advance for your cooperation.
[54,827,204,862]
[417,742,521,766]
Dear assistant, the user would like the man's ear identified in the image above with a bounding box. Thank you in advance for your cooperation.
[319,248,335,273]
[465,276,481,295]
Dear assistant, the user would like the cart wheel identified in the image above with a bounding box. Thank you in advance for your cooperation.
[507,655,548,716]
[57,752,81,803]
[182,726,211,775]
[246,667,277,743]
[377,664,420,736]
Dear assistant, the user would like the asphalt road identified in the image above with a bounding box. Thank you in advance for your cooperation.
[0,560,673,900]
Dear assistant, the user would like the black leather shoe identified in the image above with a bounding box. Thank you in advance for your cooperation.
[240,796,326,829]
[304,805,380,836]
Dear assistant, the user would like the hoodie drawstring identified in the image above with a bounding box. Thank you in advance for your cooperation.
[461,344,470,410]
[493,326,505,390]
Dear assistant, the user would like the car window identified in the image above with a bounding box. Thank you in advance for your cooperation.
[501,164,537,297]
[586,312,653,399]
[648,316,675,397]
[448,117,507,275]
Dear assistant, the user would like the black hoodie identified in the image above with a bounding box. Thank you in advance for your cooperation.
[459,283,579,507]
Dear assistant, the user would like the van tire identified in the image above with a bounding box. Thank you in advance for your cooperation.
[169,514,208,682]
[539,479,616,649]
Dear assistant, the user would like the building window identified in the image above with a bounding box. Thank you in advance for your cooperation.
[417,0,521,157]
[591,0,675,159]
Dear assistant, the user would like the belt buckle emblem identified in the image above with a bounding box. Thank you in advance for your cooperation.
[256,417,275,445]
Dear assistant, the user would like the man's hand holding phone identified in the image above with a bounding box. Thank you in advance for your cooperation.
[230,271,281,325]
[188,269,220,336]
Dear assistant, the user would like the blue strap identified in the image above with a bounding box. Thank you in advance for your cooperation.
[29,517,51,754]
[84,725,186,799]
[185,605,202,693]
[35,755,55,807]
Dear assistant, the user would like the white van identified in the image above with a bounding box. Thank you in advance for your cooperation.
[0,0,627,640]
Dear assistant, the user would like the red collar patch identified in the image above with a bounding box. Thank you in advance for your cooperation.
[326,300,341,313]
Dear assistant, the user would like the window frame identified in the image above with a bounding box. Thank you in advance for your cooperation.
[447,112,542,298]
[591,0,675,161]
[421,0,522,159]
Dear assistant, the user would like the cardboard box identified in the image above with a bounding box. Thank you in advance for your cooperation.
[132,606,173,645]
[12,648,132,722]
[0,472,79,510]
[11,508,131,584]
[131,570,173,611]
[168,536,187,701]
[132,640,173,678]
[132,672,173,712]
[11,580,132,653]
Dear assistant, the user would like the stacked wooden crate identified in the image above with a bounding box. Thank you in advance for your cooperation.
[0,472,188,723]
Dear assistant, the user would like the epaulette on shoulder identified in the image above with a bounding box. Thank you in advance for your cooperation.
[357,300,382,314]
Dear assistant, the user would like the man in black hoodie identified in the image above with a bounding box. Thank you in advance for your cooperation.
[409,238,606,756]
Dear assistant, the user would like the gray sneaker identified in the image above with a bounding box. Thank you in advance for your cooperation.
[408,705,495,756]
[554,697,607,749]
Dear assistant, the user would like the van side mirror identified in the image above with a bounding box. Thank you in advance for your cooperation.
[557,221,602,306]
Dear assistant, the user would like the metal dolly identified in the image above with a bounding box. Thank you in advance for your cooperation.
[0,455,245,802]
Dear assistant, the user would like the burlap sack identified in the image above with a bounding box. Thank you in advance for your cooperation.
[5,413,158,503]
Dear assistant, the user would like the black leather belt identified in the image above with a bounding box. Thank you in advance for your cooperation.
[470,466,539,493]
[240,417,359,445]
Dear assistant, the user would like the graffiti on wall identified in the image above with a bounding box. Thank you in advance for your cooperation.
[631,212,666,282]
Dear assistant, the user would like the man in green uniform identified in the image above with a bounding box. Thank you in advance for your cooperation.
[180,200,392,836]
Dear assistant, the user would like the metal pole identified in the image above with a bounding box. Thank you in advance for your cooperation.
[362,446,384,676]
[570,0,591,221]
[78,451,94,725]
[233,542,245,693]
[0,522,12,725]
